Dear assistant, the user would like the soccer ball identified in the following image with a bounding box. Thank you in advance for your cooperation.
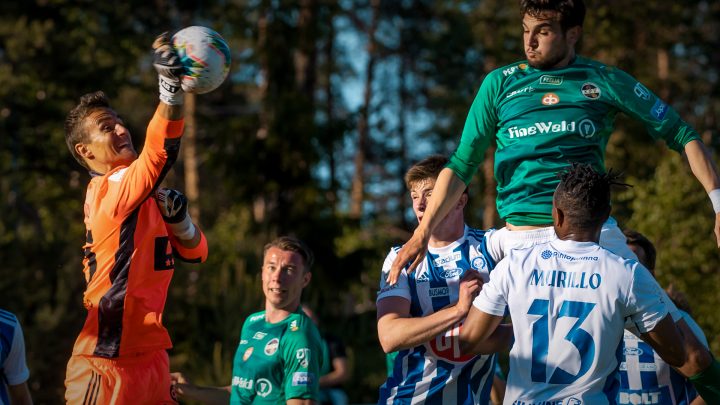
[172,26,231,94]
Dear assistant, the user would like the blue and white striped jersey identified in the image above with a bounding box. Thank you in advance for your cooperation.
[0,309,30,405]
[377,226,499,405]
[474,239,670,405]
[618,310,708,405]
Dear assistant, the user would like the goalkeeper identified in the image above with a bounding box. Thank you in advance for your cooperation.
[63,33,208,404]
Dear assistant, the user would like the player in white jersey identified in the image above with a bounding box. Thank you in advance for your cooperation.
[377,155,511,405]
[0,309,32,405]
[459,163,720,404]
[618,230,708,405]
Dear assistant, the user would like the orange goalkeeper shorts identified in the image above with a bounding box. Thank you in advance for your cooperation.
[65,350,177,405]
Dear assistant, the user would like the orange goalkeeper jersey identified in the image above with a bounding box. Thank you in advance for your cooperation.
[72,111,208,359]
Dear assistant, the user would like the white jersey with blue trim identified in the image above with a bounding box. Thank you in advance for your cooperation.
[618,310,708,405]
[0,309,30,405]
[473,239,670,405]
[377,226,500,405]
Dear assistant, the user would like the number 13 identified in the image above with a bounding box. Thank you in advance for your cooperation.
[527,299,596,384]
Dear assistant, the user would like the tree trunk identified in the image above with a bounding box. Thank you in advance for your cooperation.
[350,0,380,219]
[182,93,200,222]
[295,0,318,100]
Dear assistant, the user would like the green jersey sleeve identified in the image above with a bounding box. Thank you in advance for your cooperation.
[447,69,503,185]
[280,317,323,400]
[602,67,700,152]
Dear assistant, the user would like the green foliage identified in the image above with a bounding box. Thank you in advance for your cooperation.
[625,153,720,353]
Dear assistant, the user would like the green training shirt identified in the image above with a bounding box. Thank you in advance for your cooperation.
[447,55,700,225]
[230,309,325,404]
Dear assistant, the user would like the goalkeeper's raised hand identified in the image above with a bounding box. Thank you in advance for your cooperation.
[155,188,196,240]
[153,32,184,105]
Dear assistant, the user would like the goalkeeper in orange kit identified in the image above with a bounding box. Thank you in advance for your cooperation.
[63,32,208,404]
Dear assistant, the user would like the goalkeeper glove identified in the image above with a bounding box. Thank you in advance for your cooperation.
[153,32,184,105]
[155,188,196,240]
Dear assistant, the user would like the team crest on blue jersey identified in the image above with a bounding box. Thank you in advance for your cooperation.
[471,256,487,271]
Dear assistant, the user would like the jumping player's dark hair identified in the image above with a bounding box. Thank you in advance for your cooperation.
[623,229,657,271]
[520,0,586,31]
[65,91,112,169]
[554,162,627,229]
[264,236,315,272]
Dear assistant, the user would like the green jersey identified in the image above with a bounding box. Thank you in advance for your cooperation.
[447,55,700,225]
[230,309,325,404]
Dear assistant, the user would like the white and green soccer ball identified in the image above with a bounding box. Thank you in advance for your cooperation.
[172,26,231,94]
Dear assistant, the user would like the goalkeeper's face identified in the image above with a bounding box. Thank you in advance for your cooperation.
[77,108,137,173]
[261,247,311,312]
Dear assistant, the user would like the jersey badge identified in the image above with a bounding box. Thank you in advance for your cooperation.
[539,75,563,85]
[290,320,299,332]
[541,93,559,105]
[471,256,487,271]
[296,348,311,367]
[243,347,254,361]
[264,338,279,356]
[519,63,528,70]
[255,378,273,397]
[292,372,312,386]
[581,82,601,99]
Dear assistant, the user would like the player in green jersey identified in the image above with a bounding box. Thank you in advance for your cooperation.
[387,0,720,281]
[171,236,325,404]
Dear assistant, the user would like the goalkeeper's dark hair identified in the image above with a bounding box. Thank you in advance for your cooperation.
[520,0,585,31]
[554,162,628,229]
[264,236,314,272]
[65,91,111,169]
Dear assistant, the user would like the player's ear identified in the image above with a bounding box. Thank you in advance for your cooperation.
[302,271,312,288]
[553,205,565,227]
[75,143,94,160]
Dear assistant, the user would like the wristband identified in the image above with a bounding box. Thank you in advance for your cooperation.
[709,189,720,214]
[168,214,196,240]
[159,76,184,105]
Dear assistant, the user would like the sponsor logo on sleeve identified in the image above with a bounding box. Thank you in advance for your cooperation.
[296,348,311,368]
[581,82,601,99]
[255,378,273,397]
[239,339,248,345]
[541,93,560,105]
[651,100,668,120]
[502,66,518,76]
[292,372,315,386]
[264,338,279,356]
[633,83,652,100]
[539,75,563,85]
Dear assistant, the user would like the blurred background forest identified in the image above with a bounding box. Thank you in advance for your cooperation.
[1,0,720,403]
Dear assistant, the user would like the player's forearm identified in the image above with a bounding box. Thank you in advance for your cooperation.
[377,304,465,353]
[157,100,184,121]
[468,323,513,354]
[685,140,720,193]
[415,168,468,238]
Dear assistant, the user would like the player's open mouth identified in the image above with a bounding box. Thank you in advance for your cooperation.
[269,288,285,293]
